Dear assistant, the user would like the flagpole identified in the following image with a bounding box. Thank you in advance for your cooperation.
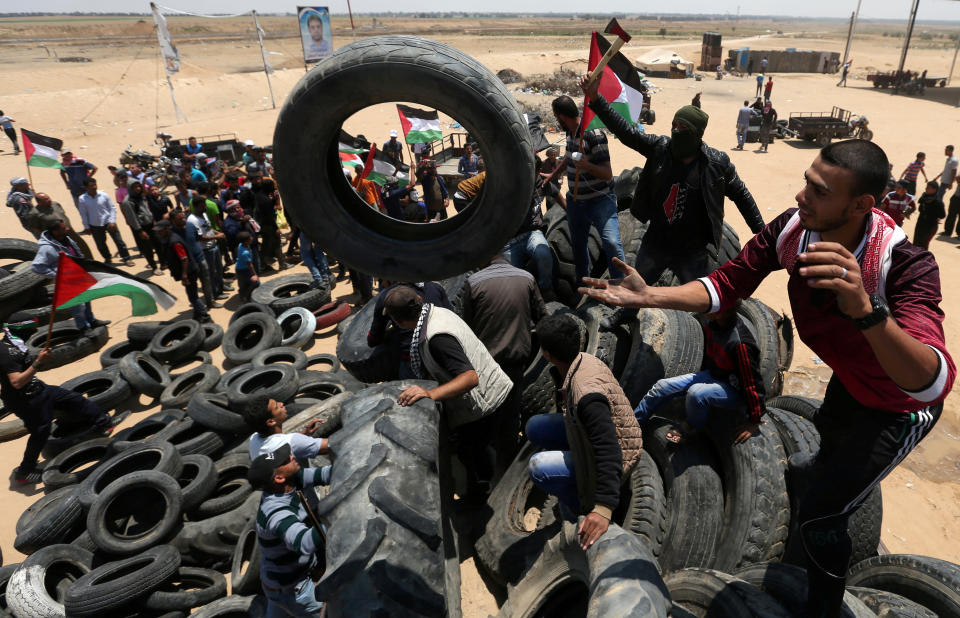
[252,11,276,110]
[44,253,64,350]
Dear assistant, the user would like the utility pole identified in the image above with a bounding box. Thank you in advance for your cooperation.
[949,33,960,86]
[895,0,920,93]
[841,0,862,67]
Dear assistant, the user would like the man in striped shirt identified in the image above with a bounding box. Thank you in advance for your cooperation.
[249,443,328,617]
[551,95,626,284]
[898,152,926,196]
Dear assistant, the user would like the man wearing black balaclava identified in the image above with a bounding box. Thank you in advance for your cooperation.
[577,75,764,328]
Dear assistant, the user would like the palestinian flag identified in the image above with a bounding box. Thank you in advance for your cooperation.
[339,151,364,169]
[581,31,646,132]
[361,145,409,187]
[21,129,63,169]
[396,105,442,144]
[54,253,176,316]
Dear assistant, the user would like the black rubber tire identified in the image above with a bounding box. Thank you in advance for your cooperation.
[64,545,181,616]
[108,409,185,453]
[276,306,317,348]
[40,436,112,491]
[252,346,308,371]
[8,303,72,337]
[497,522,670,618]
[642,417,724,572]
[665,568,793,617]
[281,391,354,439]
[0,402,27,442]
[6,544,94,618]
[159,364,221,409]
[162,350,214,379]
[0,267,45,313]
[144,566,227,612]
[127,320,173,345]
[191,595,268,618]
[78,440,183,509]
[86,469,184,555]
[846,554,960,617]
[228,302,274,324]
[275,36,534,281]
[305,352,341,373]
[767,395,822,422]
[59,369,131,413]
[0,562,20,615]
[252,273,330,313]
[620,307,704,406]
[546,214,606,307]
[27,323,108,370]
[187,392,248,435]
[335,299,399,383]
[215,363,253,392]
[293,370,363,402]
[707,414,791,571]
[311,381,459,615]
[612,449,668,560]
[230,518,262,596]
[200,322,224,352]
[226,364,300,409]
[148,320,205,363]
[170,492,260,566]
[733,562,877,617]
[119,351,170,398]
[99,339,146,368]
[195,453,252,518]
[178,453,218,513]
[0,238,40,261]
[846,586,938,618]
[737,298,785,399]
[614,166,643,212]
[222,312,283,365]
[152,417,225,458]
[14,487,85,555]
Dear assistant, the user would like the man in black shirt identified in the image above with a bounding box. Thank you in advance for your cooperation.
[368,282,453,379]
[1,326,119,484]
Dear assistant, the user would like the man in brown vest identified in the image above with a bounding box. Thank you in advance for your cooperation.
[525,313,643,550]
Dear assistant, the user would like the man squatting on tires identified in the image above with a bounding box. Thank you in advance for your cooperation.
[581,138,955,618]
[525,313,643,550]
[243,395,330,617]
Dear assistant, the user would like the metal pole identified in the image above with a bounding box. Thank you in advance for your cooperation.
[948,34,960,86]
[895,0,920,93]
[346,0,357,41]
[842,12,855,67]
[252,11,276,109]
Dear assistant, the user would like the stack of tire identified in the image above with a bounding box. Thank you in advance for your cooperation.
[2,299,361,617]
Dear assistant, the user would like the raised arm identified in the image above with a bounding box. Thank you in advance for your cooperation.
[581,76,661,157]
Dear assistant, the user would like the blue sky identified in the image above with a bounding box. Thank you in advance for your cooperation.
[3,0,960,21]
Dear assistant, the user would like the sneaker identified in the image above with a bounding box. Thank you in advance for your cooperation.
[13,467,42,484]
[215,294,229,300]
[209,302,224,309]
[222,283,235,291]
[153,268,163,276]
[123,260,135,267]
[90,319,111,328]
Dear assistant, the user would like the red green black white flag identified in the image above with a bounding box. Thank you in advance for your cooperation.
[54,253,176,316]
[581,32,646,132]
[21,129,63,169]
[396,105,442,144]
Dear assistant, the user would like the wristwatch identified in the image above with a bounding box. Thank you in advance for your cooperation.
[844,294,889,330]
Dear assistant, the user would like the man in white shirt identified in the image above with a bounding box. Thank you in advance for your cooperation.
[934,144,958,201]
[76,178,133,266]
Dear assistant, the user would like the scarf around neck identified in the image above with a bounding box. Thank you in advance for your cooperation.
[409,303,433,379]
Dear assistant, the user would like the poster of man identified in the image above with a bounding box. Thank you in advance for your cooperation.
[298,6,333,63]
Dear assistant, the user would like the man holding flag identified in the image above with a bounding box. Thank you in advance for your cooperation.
[576,28,764,328]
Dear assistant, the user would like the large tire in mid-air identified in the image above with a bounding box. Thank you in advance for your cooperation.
[335,300,400,383]
[311,381,460,617]
[619,307,704,406]
[846,554,960,618]
[274,36,535,281]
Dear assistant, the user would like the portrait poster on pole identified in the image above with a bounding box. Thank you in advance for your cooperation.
[298,6,333,64]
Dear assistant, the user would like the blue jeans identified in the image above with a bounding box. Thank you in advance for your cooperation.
[203,246,224,297]
[504,230,553,290]
[634,370,743,428]
[736,124,749,148]
[300,231,330,285]
[71,303,95,330]
[525,413,579,521]
[565,192,625,283]
[264,575,324,618]
[937,182,951,202]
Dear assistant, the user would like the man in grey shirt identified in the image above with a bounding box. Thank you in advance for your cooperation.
[735,100,758,151]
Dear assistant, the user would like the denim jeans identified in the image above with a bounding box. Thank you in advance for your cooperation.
[203,246,224,297]
[264,575,324,618]
[565,191,625,283]
[182,272,208,320]
[16,385,107,472]
[525,413,579,521]
[937,182,951,202]
[633,370,743,428]
[504,230,553,290]
[736,124,749,148]
[300,231,330,285]
[71,302,96,330]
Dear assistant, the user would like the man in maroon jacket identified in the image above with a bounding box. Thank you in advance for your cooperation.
[580,139,954,618]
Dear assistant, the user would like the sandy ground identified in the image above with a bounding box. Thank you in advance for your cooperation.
[0,18,958,615]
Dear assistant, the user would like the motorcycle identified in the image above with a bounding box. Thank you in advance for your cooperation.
[849,115,873,141]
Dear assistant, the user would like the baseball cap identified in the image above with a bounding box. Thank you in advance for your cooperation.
[245,139,255,146]
[9,177,27,186]
[247,443,292,490]
[389,129,398,137]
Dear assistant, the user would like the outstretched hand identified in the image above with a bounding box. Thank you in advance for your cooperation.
[578,258,650,308]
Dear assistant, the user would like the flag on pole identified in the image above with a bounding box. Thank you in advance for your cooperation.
[581,31,647,132]
[151,3,181,75]
[21,129,63,169]
[339,151,364,168]
[53,253,176,316]
[396,105,442,144]
[360,145,409,186]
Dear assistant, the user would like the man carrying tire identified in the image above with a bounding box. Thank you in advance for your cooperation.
[155,217,210,323]
[389,286,513,502]
[524,313,642,550]
[580,139,954,617]
[577,75,764,330]
[1,324,118,484]
[248,443,327,617]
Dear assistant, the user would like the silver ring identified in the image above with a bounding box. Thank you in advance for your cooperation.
[840,267,848,280]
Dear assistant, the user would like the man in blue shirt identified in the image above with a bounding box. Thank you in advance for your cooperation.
[458,144,479,178]
[76,178,133,266]
[183,136,202,166]
[60,150,97,210]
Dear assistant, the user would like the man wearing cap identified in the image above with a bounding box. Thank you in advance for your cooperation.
[577,75,764,329]
[389,286,514,501]
[77,177,134,267]
[248,443,327,617]
[6,177,35,234]
[59,150,97,210]
[383,130,404,168]
[121,180,162,276]
[242,140,256,166]
[156,215,211,323]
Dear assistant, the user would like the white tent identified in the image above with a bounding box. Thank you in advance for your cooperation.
[635,48,695,77]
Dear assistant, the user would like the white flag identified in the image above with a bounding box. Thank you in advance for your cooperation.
[256,22,275,75]
[151,3,181,75]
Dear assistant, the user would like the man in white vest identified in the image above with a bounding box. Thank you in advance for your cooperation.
[390,286,513,502]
